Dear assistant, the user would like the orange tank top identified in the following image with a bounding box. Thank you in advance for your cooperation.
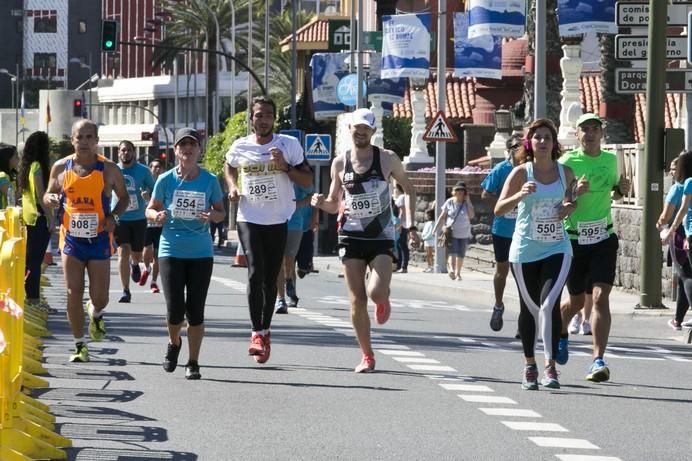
[58,155,110,243]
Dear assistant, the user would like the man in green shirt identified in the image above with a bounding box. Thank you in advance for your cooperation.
[557,113,631,382]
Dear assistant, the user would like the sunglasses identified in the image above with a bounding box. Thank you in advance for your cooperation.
[509,144,521,150]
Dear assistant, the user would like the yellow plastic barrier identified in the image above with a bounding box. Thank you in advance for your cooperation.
[0,207,71,459]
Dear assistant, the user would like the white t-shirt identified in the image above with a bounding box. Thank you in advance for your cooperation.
[443,198,472,239]
[394,194,410,228]
[225,134,306,225]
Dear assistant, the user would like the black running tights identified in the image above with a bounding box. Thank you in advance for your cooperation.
[237,221,287,331]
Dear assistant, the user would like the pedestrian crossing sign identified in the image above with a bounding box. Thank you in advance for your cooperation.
[305,134,332,161]
[422,111,458,143]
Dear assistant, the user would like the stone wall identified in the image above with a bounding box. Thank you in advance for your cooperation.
[409,172,670,296]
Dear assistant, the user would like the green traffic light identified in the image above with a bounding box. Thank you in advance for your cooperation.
[105,40,114,48]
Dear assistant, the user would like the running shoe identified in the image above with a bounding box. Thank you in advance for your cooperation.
[568,313,582,335]
[448,272,456,280]
[668,319,682,331]
[286,279,299,307]
[541,365,560,389]
[489,305,504,332]
[275,298,288,314]
[255,332,271,364]
[521,364,539,390]
[375,300,391,325]
[118,289,131,303]
[355,354,376,373]
[555,336,569,365]
[580,320,592,336]
[681,319,692,328]
[150,282,160,294]
[163,338,183,372]
[185,360,201,380]
[423,267,433,273]
[248,333,265,356]
[297,268,309,279]
[130,263,141,283]
[87,301,106,342]
[138,269,150,286]
[586,358,610,382]
[69,343,89,363]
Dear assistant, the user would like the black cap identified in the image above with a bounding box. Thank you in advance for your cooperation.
[174,127,200,146]
[452,181,467,191]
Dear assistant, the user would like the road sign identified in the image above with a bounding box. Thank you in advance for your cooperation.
[328,20,355,51]
[279,129,304,144]
[616,2,692,27]
[305,134,332,161]
[336,74,366,106]
[615,68,692,94]
[616,35,688,60]
[422,112,458,143]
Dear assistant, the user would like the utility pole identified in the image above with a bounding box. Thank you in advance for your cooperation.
[640,0,667,308]
[434,0,447,273]
[534,0,546,119]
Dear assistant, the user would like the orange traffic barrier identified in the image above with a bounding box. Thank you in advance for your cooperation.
[232,241,247,267]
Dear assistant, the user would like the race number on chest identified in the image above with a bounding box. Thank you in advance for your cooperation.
[172,190,205,220]
[530,199,564,242]
[347,191,382,219]
[69,213,98,238]
[243,175,278,203]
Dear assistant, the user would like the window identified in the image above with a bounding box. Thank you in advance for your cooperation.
[79,20,87,34]
[34,16,57,33]
[34,53,57,69]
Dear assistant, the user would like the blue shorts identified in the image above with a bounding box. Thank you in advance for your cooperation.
[449,237,469,257]
[61,232,113,262]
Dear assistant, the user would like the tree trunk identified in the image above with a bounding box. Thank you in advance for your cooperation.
[206,26,218,137]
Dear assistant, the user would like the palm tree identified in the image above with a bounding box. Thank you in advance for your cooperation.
[523,0,563,125]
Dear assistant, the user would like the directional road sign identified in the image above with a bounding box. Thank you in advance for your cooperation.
[305,134,332,162]
[616,35,688,60]
[616,2,692,27]
[615,69,692,94]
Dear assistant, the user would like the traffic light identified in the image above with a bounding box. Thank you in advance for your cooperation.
[101,20,118,52]
[73,99,83,117]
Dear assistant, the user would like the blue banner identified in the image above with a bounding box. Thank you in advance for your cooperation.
[381,13,431,80]
[454,13,502,80]
[557,0,617,36]
[368,53,407,106]
[310,53,349,120]
[468,0,526,39]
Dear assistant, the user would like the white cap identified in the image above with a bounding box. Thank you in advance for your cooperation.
[350,108,376,128]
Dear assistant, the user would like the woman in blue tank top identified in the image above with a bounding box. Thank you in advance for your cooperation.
[495,119,582,391]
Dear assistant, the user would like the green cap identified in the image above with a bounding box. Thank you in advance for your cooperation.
[576,113,602,128]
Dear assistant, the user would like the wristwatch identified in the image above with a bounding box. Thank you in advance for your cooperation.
[284,164,294,173]
[110,213,120,224]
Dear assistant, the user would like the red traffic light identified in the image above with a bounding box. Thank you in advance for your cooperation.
[73,99,83,117]
[159,152,167,159]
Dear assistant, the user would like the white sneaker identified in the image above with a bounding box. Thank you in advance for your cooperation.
[681,319,692,328]
[568,313,582,335]
[580,320,592,335]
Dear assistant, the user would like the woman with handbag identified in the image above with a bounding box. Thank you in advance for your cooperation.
[432,181,474,280]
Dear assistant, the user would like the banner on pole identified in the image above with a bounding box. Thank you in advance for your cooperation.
[558,0,617,36]
[454,13,502,80]
[368,53,407,106]
[381,13,431,80]
[310,53,350,120]
[467,0,526,39]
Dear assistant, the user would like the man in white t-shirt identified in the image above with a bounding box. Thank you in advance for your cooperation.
[224,96,313,364]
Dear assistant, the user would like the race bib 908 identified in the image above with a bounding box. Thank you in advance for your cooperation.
[69,213,98,238]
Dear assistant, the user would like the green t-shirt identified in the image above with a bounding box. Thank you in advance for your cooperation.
[22,162,43,225]
[558,147,619,240]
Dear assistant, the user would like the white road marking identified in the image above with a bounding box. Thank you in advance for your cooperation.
[501,421,568,432]
[371,344,411,350]
[529,437,599,449]
[479,408,541,418]
[458,395,517,404]
[333,329,356,336]
[555,455,622,461]
[377,350,426,356]
[665,355,692,362]
[392,357,440,364]
[439,383,494,392]
[407,364,457,372]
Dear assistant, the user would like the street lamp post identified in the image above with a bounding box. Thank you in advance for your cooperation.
[0,67,20,146]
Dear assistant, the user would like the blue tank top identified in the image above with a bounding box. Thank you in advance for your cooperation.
[509,162,573,263]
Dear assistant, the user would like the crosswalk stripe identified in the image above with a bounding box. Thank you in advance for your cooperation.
[372,344,411,350]
[458,395,517,404]
[478,408,541,417]
[407,364,457,372]
[555,455,622,461]
[392,357,440,364]
[528,437,599,449]
[501,421,568,432]
[439,383,493,392]
[377,350,425,356]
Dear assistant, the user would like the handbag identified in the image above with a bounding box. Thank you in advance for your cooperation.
[438,203,462,248]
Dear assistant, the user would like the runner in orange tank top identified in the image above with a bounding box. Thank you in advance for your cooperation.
[43,119,129,363]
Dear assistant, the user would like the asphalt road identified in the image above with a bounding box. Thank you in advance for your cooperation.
[36,246,692,461]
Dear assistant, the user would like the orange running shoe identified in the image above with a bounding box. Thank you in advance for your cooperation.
[355,354,376,373]
[375,300,391,325]
[248,333,265,356]
[255,332,271,364]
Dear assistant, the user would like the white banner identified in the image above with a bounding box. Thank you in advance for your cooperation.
[454,13,502,80]
[381,13,431,80]
[468,0,526,39]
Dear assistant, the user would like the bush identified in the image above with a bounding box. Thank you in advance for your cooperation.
[383,116,412,159]
[204,112,248,176]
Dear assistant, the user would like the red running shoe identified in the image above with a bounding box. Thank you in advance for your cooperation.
[150,282,160,294]
[355,355,376,373]
[139,270,150,286]
[255,332,271,364]
[248,333,265,356]
[375,300,391,325]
